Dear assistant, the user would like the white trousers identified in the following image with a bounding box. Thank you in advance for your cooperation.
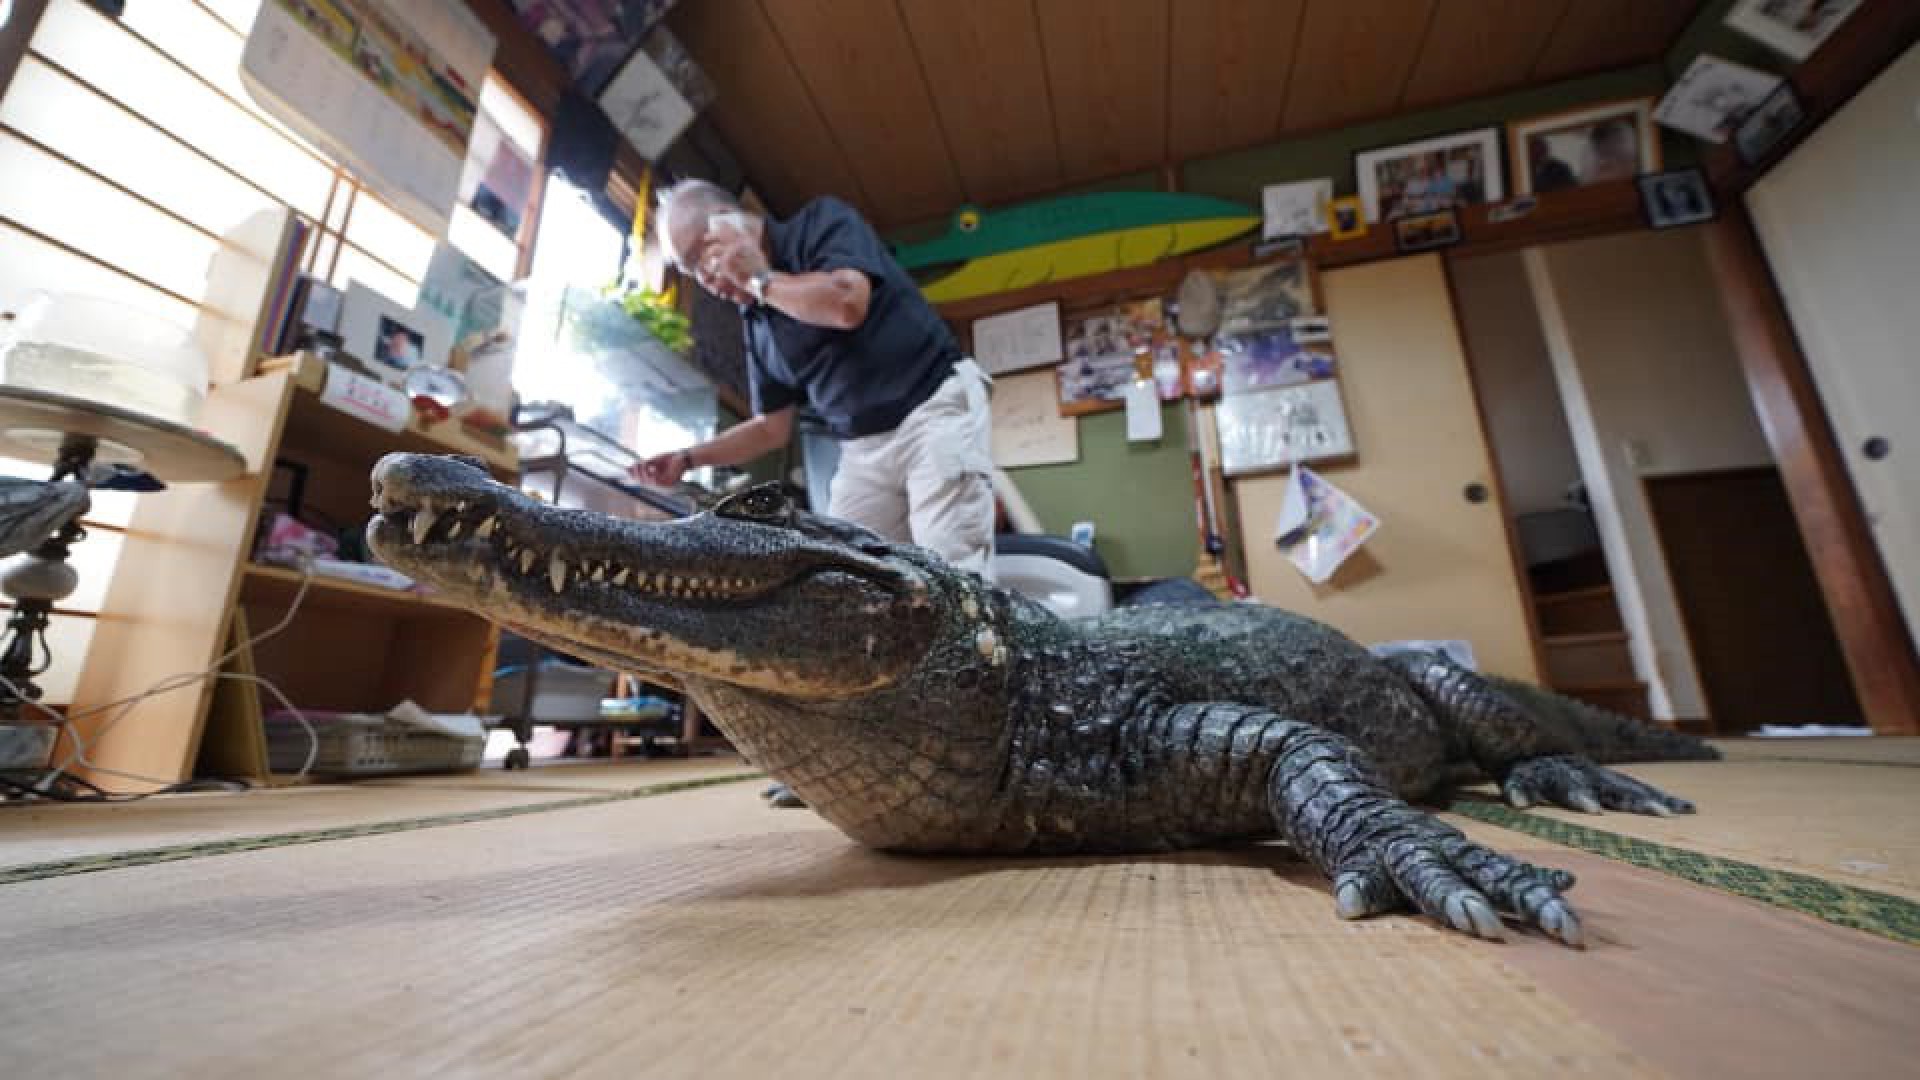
[828,360,996,578]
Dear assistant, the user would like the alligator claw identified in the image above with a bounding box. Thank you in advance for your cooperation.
[1503,755,1696,817]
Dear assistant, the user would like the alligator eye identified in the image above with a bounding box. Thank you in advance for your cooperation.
[956,208,981,233]
[717,483,793,525]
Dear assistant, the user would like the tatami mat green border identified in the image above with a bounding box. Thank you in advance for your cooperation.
[1452,799,1920,947]
[10,771,1917,948]
[0,772,764,886]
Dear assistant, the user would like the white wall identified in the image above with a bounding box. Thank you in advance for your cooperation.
[1450,252,1582,515]
[1525,228,1774,721]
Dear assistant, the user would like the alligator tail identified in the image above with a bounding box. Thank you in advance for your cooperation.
[1486,676,1721,764]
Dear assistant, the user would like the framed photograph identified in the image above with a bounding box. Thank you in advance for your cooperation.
[1261,177,1334,239]
[1393,208,1461,253]
[1216,379,1356,477]
[340,282,452,386]
[1638,168,1717,229]
[1057,299,1163,416]
[1734,81,1806,167]
[1216,257,1320,337]
[1725,0,1863,61]
[1509,98,1660,195]
[1655,54,1785,144]
[1354,127,1502,223]
[1327,196,1368,241]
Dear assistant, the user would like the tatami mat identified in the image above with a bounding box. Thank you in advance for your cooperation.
[1476,754,1920,903]
[3,761,1916,1078]
[0,757,754,871]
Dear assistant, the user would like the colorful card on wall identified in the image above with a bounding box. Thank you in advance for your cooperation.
[1273,465,1378,585]
[1057,299,1163,415]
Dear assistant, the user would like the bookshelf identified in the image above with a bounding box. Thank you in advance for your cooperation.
[65,218,521,787]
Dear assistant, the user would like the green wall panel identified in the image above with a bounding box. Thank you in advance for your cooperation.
[1002,403,1197,582]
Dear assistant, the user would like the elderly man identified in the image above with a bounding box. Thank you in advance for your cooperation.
[635,180,996,579]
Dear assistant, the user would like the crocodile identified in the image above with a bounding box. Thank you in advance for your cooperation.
[367,453,1718,947]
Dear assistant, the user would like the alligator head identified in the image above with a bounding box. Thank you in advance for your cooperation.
[366,453,947,699]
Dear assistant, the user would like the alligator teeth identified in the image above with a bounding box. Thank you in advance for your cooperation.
[591,565,605,582]
[519,549,536,575]
[549,556,568,594]
[446,521,463,539]
[475,517,496,540]
[411,508,437,545]
[613,568,630,586]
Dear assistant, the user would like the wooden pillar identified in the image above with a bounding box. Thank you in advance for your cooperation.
[1703,208,1920,735]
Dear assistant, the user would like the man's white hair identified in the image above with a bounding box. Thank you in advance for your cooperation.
[655,178,745,268]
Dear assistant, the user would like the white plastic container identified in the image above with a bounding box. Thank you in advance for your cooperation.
[0,292,210,428]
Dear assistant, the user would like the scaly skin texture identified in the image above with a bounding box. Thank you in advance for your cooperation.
[367,454,1717,946]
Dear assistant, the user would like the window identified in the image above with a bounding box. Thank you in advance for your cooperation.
[0,0,550,702]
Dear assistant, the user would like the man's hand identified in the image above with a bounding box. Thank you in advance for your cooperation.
[698,228,769,306]
[633,449,690,488]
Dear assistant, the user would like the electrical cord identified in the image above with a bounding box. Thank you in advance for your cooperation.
[0,558,320,802]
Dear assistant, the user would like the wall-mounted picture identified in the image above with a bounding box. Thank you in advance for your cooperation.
[1327,196,1368,240]
[1509,98,1660,195]
[1725,0,1863,61]
[1734,81,1806,167]
[1638,168,1717,230]
[1215,379,1356,477]
[1393,208,1461,253]
[1057,300,1162,416]
[1261,177,1334,239]
[1354,127,1502,223]
[1215,258,1320,337]
[1655,54,1785,144]
[1215,326,1337,396]
[340,281,453,387]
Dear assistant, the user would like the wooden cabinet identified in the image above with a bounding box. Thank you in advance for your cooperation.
[67,353,518,789]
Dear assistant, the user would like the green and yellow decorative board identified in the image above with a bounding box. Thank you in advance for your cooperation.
[893,192,1259,304]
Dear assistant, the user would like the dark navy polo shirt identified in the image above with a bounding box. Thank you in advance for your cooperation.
[743,197,961,438]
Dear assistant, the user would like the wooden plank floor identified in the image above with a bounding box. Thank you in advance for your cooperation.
[1,746,1915,1078]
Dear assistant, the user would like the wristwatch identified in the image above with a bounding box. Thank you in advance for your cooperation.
[747,269,772,306]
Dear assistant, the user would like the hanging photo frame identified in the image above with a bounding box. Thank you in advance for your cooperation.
[1056,299,1164,416]
[1214,378,1356,477]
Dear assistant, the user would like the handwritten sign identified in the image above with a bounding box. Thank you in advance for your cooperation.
[321,362,411,432]
[972,302,1062,376]
[991,370,1078,468]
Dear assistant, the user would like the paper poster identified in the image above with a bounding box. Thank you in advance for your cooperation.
[972,302,1063,376]
[598,44,696,162]
[242,0,495,233]
[321,361,411,432]
[1655,55,1784,143]
[1273,465,1377,585]
[991,370,1078,468]
[1124,378,1162,442]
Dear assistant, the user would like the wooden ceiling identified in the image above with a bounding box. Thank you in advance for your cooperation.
[666,0,1705,229]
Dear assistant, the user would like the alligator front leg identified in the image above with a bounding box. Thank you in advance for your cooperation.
[1263,715,1584,946]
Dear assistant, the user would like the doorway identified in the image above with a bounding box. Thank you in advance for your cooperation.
[1451,228,1861,733]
